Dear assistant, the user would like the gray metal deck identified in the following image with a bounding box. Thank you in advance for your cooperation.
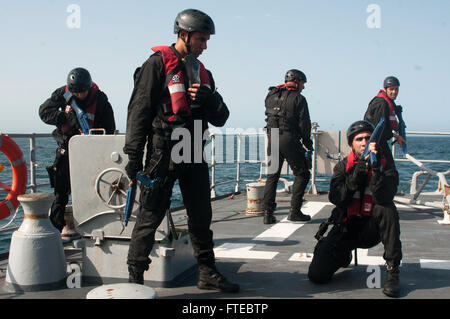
[1,191,449,300]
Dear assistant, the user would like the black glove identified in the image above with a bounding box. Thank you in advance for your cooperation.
[347,160,368,190]
[305,150,312,169]
[125,159,143,181]
[369,143,384,170]
[194,85,212,105]
[65,112,80,131]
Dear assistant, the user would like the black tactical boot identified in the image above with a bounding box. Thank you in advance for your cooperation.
[342,251,353,268]
[383,263,400,298]
[197,266,240,293]
[128,266,144,285]
[263,211,276,224]
[287,209,311,222]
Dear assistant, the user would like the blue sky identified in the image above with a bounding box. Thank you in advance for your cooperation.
[1,0,449,133]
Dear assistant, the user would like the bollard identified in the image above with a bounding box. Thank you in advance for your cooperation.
[61,205,81,242]
[86,283,157,299]
[6,193,67,291]
[246,182,265,216]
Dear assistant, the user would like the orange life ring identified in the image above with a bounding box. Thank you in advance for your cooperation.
[0,134,27,220]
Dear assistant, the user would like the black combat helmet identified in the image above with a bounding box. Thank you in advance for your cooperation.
[347,120,375,145]
[67,68,92,93]
[383,76,400,88]
[285,69,307,83]
[174,9,215,35]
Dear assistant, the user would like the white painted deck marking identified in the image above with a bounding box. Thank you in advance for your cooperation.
[289,249,385,266]
[289,252,314,262]
[420,259,450,270]
[253,202,329,242]
[252,218,304,242]
[214,201,329,260]
[214,199,450,268]
[214,243,278,260]
[351,249,385,265]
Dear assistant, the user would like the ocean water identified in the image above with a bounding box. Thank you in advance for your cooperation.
[0,134,449,254]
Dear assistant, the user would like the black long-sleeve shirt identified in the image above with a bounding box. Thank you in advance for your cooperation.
[264,87,312,150]
[123,46,230,164]
[328,157,399,209]
[39,85,116,145]
[364,96,397,144]
[364,94,405,166]
[297,96,313,150]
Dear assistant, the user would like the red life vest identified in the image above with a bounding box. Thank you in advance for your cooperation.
[152,46,210,122]
[62,83,98,134]
[344,151,386,220]
[376,90,399,131]
[275,84,298,91]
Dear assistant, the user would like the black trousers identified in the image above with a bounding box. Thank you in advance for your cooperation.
[308,203,402,284]
[48,148,71,232]
[263,132,310,212]
[127,154,215,272]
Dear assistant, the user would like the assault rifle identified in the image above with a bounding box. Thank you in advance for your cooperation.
[63,91,91,135]
[361,117,385,166]
[396,105,407,155]
[122,171,156,229]
[183,54,200,87]
[314,207,347,241]
[183,54,201,110]
[121,171,178,240]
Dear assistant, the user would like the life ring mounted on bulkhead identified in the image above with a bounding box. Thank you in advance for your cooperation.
[0,134,27,220]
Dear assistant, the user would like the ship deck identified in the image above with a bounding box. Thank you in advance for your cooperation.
[1,191,449,301]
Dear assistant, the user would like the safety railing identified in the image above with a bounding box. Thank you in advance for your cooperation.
[3,130,449,227]
[0,133,53,233]
[2,132,318,203]
[4,131,450,197]
[3,133,53,194]
[208,129,319,197]
[391,131,450,224]
[208,132,267,198]
[208,129,450,200]
[392,131,450,195]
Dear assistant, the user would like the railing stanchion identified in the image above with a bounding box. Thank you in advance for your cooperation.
[210,134,216,198]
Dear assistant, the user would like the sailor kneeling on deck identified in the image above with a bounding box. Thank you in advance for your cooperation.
[308,120,403,298]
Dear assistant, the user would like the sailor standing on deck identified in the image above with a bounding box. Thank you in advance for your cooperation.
[364,76,406,167]
[262,69,313,224]
[39,67,116,232]
[308,120,403,298]
[123,9,239,293]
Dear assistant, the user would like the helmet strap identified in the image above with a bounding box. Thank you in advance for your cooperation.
[184,32,192,54]
[178,30,192,55]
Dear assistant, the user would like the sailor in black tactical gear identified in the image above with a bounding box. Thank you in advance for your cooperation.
[364,76,406,167]
[308,120,402,298]
[39,67,116,232]
[124,9,239,293]
[262,69,313,224]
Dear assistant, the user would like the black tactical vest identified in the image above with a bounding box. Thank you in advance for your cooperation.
[265,86,303,134]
